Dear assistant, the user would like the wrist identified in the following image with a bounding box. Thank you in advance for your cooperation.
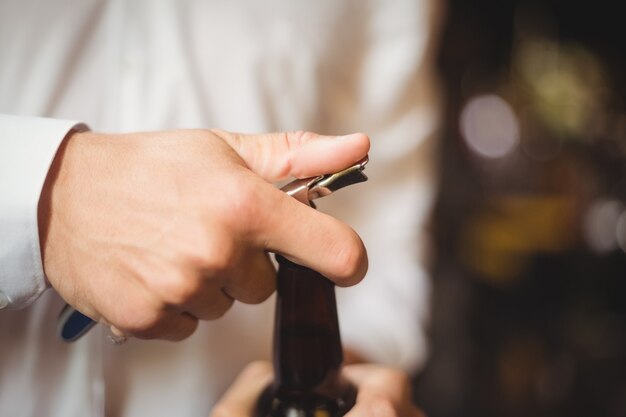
[37,128,83,280]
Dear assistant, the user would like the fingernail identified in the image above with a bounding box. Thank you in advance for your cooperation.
[108,326,128,345]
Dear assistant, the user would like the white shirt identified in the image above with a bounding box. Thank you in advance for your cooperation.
[0,1,441,416]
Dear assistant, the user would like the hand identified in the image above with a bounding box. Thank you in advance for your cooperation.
[38,129,369,340]
[212,361,424,417]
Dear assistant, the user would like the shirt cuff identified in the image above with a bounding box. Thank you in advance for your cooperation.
[0,115,87,309]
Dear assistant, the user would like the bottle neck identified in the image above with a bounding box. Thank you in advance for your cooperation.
[273,255,344,391]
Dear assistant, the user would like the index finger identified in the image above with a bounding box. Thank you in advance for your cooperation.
[258,185,368,286]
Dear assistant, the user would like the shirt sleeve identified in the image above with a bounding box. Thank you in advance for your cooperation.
[0,114,86,310]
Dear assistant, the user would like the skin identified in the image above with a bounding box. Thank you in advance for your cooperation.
[211,361,426,417]
[38,128,370,340]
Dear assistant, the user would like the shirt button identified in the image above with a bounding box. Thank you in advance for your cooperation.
[0,291,9,309]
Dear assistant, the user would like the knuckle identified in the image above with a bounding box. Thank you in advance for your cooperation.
[164,317,199,342]
[224,181,264,231]
[225,254,276,305]
[207,128,229,142]
[205,302,232,320]
[243,285,275,304]
[200,292,235,320]
[284,130,309,147]
[162,274,201,305]
[148,265,200,306]
[115,305,165,338]
[237,274,276,305]
[277,130,315,177]
[200,233,237,277]
[236,285,274,305]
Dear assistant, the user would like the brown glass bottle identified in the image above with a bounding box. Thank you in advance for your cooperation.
[255,255,357,417]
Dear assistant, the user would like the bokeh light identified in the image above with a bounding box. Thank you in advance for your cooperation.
[460,94,520,159]
[583,199,622,253]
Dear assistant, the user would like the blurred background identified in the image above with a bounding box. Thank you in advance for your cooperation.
[412,0,626,416]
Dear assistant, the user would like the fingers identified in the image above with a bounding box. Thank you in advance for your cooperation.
[114,252,273,335]
[221,250,276,304]
[211,361,273,417]
[182,251,274,321]
[90,265,205,341]
[214,130,370,181]
[207,128,369,285]
[44,128,369,344]
[212,362,424,417]
[206,164,368,286]
[256,186,368,286]
[343,364,411,404]
[109,309,199,342]
[343,364,423,417]
[139,312,199,341]
[180,282,235,321]
[173,250,275,319]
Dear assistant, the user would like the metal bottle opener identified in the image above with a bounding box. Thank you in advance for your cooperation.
[57,157,369,342]
[281,156,368,205]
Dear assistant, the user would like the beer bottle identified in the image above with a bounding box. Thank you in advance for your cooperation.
[255,158,368,417]
[254,255,357,417]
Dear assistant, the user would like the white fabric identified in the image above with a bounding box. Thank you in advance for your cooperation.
[0,115,83,308]
[0,1,441,416]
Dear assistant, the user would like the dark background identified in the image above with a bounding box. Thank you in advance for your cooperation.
[413,1,626,416]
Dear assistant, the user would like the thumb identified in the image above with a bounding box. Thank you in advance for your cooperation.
[210,361,273,417]
[212,130,370,181]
